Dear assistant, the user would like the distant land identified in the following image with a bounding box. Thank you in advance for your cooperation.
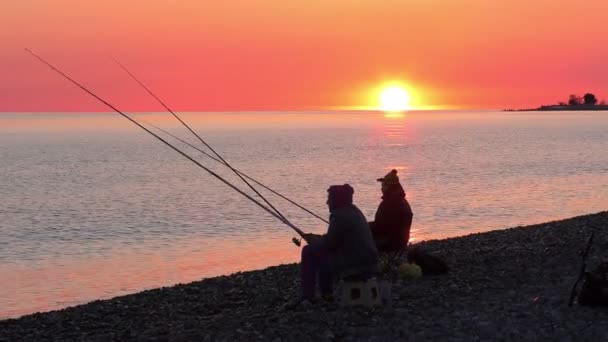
[505,104,608,112]
[505,92,608,111]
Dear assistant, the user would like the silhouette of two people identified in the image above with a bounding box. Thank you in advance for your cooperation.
[296,170,413,302]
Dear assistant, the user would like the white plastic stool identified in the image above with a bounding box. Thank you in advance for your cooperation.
[338,277,382,307]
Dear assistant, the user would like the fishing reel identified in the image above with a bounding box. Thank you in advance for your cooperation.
[292,237,302,247]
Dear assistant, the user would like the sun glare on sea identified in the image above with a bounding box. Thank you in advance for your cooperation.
[379,86,411,111]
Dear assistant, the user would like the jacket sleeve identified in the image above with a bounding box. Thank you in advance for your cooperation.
[372,201,390,234]
[320,212,346,251]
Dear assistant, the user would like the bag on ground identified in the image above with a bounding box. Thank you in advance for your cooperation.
[407,247,449,275]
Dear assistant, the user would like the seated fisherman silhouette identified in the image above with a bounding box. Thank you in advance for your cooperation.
[369,169,413,253]
[298,184,378,303]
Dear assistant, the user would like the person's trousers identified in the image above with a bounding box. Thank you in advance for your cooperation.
[300,243,332,300]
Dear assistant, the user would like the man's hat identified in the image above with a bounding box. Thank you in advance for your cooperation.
[377,169,400,186]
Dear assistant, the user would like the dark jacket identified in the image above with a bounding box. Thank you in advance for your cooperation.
[370,185,413,252]
[318,204,378,275]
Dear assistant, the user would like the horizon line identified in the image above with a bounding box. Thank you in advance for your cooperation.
[0,107,502,114]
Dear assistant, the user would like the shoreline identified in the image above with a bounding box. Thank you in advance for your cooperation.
[504,106,608,112]
[2,211,608,340]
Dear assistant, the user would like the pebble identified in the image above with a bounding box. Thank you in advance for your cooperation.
[1,212,607,341]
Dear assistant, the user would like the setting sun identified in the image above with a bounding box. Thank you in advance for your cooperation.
[379,86,411,111]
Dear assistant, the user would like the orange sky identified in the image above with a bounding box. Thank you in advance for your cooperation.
[2,1,608,111]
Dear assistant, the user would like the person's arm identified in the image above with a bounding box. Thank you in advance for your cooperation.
[303,233,322,244]
[320,211,346,251]
[372,201,390,235]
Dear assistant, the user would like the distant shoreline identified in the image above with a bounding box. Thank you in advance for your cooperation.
[505,105,608,112]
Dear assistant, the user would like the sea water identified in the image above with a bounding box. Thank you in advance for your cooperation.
[1,110,607,318]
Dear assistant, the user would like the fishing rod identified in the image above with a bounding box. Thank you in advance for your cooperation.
[112,58,291,225]
[25,48,305,238]
[568,227,596,306]
[142,120,329,224]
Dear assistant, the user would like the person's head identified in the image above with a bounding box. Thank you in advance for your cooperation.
[376,169,405,197]
[326,184,354,211]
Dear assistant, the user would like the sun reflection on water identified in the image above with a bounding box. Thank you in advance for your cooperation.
[383,111,407,119]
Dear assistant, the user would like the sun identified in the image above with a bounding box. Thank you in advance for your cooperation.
[379,86,411,111]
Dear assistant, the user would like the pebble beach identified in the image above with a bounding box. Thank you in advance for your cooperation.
[2,211,607,341]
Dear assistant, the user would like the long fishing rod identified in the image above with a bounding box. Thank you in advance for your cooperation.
[26,48,305,238]
[568,227,596,306]
[142,120,329,224]
[112,58,291,225]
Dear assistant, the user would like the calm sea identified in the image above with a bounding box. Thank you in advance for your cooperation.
[1,111,607,318]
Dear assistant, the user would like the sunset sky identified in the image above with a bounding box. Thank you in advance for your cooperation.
[2,1,608,111]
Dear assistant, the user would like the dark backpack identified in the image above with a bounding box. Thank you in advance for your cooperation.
[407,247,449,275]
[578,262,608,306]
